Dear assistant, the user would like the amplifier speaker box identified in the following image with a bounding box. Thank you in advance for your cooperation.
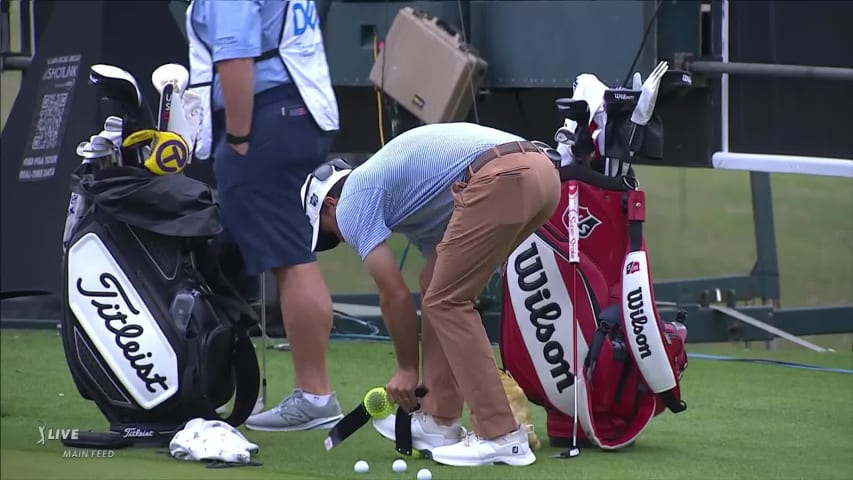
[369,7,488,124]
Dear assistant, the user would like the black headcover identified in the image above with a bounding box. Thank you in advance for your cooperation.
[602,89,664,163]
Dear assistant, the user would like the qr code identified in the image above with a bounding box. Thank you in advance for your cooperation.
[31,92,69,151]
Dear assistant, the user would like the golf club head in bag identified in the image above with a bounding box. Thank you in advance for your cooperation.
[90,64,144,117]
[555,98,595,159]
[89,64,155,167]
[556,98,590,127]
[151,63,189,95]
[150,63,200,157]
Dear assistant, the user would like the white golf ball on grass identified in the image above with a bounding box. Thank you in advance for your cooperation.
[392,458,407,473]
[353,459,369,473]
[417,467,432,480]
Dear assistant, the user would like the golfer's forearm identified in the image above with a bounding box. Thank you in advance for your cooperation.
[381,293,420,372]
[215,58,254,136]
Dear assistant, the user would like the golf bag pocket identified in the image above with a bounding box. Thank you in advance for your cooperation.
[61,166,259,446]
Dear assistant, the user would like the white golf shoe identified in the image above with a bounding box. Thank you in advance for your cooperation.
[372,411,466,455]
[430,425,536,467]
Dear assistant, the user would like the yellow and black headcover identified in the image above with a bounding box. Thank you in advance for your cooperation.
[122,129,190,175]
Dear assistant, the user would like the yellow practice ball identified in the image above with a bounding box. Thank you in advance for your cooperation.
[363,387,393,419]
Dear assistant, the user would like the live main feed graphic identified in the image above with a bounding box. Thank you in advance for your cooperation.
[36,423,116,458]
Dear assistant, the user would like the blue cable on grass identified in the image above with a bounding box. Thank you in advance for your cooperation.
[329,313,853,375]
[688,353,853,375]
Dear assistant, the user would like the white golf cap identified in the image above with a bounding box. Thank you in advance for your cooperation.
[300,158,353,252]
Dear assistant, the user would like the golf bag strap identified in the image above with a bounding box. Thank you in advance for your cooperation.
[622,190,681,402]
[584,304,622,387]
[217,331,260,427]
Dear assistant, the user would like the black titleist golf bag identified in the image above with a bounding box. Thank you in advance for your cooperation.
[60,64,259,449]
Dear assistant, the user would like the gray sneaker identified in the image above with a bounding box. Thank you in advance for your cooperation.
[245,388,344,432]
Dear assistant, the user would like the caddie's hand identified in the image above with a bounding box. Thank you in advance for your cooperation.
[386,368,420,413]
[230,142,249,156]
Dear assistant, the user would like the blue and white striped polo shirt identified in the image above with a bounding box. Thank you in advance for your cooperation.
[336,122,525,260]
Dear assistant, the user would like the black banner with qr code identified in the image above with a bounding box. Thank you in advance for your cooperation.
[18,54,81,182]
[1,0,190,299]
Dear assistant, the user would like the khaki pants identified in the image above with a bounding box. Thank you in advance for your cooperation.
[420,149,560,439]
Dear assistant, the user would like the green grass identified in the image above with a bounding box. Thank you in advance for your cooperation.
[2,330,853,480]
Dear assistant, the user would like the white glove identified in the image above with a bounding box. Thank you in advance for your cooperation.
[630,61,669,126]
[632,72,643,91]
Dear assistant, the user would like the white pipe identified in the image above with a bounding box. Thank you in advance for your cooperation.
[712,152,853,178]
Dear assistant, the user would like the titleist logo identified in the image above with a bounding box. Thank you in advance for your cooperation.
[76,273,170,393]
[514,242,573,393]
[626,287,652,359]
[123,427,155,438]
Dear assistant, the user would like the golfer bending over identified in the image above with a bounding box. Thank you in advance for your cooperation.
[301,122,560,467]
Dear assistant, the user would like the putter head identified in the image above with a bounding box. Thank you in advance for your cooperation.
[151,63,189,94]
[90,64,143,117]
[555,98,590,127]
[551,446,581,459]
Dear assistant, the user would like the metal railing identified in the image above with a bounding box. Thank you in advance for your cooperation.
[0,0,34,72]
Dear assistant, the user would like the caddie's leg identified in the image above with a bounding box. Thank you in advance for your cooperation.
[418,253,465,423]
[424,151,560,440]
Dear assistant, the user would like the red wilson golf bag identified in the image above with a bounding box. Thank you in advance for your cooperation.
[498,76,691,449]
[499,167,688,449]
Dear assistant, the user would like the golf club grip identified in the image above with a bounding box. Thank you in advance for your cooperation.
[414,385,428,398]
[158,83,173,131]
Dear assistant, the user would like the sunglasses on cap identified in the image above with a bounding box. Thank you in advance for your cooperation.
[302,158,353,211]
[311,157,353,181]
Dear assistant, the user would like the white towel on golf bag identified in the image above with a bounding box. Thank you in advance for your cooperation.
[169,418,259,464]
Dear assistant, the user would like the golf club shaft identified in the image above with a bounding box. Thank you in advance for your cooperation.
[260,272,267,405]
[567,180,580,449]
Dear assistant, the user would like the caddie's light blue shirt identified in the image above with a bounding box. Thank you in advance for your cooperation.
[335,123,525,261]
[190,0,291,111]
